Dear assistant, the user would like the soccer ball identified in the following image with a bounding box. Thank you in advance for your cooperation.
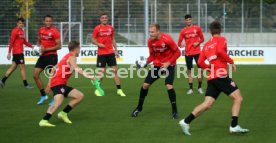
[135,56,147,69]
[33,45,41,56]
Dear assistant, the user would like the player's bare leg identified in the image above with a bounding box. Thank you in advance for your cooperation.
[166,84,178,119]
[229,89,249,133]
[57,89,84,124]
[131,83,151,117]
[197,69,204,94]
[39,94,64,127]
[18,64,33,89]
[179,96,215,135]
[111,66,126,97]
[33,68,48,104]
[187,70,194,94]
[0,62,17,88]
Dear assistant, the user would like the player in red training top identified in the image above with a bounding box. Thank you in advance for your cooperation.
[131,24,181,119]
[33,15,61,105]
[179,21,249,135]
[39,41,98,127]
[91,12,126,97]
[0,18,34,89]
[178,14,204,95]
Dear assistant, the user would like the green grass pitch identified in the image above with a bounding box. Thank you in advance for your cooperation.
[0,65,275,143]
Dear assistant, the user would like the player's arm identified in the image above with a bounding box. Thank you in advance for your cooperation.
[217,40,236,71]
[197,51,209,70]
[7,30,16,59]
[146,40,155,64]
[112,29,119,58]
[23,38,33,48]
[165,37,181,66]
[91,28,105,48]
[198,27,204,44]
[177,30,185,48]
[41,30,61,53]
[68,56,96,80]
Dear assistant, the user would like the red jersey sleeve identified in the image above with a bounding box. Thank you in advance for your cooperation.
[166,36,181,64]
[147,40,155,64]
[217,38,234,64]
[92,27,99,39]
[197,26,204,43]
[53,29,60,40]
[24,39,33,48]
[177,29,184,47]
[8,29,16,53]
[197,50,209,69]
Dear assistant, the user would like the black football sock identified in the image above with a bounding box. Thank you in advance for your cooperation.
[184,113,195,124]
[231,116,238,127]
[198,81,202,89]
[189,83,193,89]
[137,87,148,111]
[167,88,177,113]
[23,80,28,86]
[40,89,46,96]
[43,113,52,120]
[63,105,73,113]
[2,75,9,84]
[116,85,121,89]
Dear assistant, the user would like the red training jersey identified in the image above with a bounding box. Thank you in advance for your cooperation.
[8,27,32,54]
[147,33,181,67]
[197,36,234,80]
[92,24,114,55]
[38,26,60,56]
[50,53,74,88]
[178,25,204,56]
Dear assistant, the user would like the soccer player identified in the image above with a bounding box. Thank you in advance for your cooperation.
[179,21,249,135]
[39,41,99,127]
[91,12,126,97]
[131,24,181,119]
[33,15,61,105]
[178,14,204,94]
[0,18,33,89]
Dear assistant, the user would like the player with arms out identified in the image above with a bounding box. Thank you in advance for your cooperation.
[131,24,181,119]
[179,21,249,135]
[33,15,61,105]
[178,14,204,94]
[0,18,33,89]
[39,41,102,127]
[91,12,126,97]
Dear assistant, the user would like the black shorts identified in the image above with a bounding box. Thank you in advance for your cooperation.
[185,54,200,70]
[144,66,175,85]
[12,54,25,65]
[96,53,117,68]
[205,77,239,100]
[35,54,58,70]
[51,84,74,97]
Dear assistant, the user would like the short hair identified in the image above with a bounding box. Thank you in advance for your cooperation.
[100,12,108,18]
[209,21,222,35]
[149,23,160,31]
[17,17,25,23]
[68,41,80,51]
[44,15,52,20]
[185,14,192,19]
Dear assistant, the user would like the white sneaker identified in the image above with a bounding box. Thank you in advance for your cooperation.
[187,89,193,95]
[229,125,249,133]
[198,88,204,94]
[179,119,191,135]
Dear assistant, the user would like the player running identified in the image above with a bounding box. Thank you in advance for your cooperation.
[39,41,102,127]
[178,14,204,95]
[179,21,249,135]
[0,18,33,89]
[33,15,61,105]
[131,24,181,119]
[91,12,126,97]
